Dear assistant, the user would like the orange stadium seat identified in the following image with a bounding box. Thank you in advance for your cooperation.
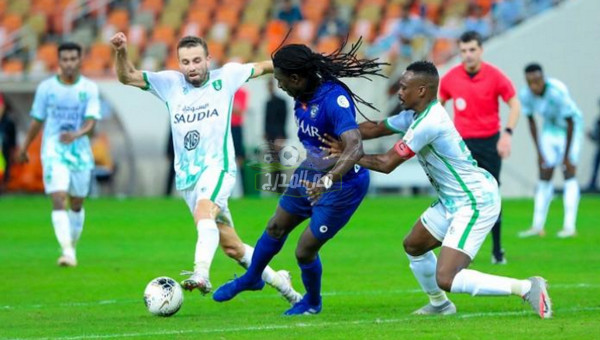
[431,38,455,65]
[141,0,164,17]
[215,7,240,27]
[107,8,129,32]
[89,43,112,67]
[1,13,23,33]
[384,3,403,19]
[32,0,56,16]
[36,43,58,70]
[2,59,24,74]
[0,0,6,15]
[265,20,288,40]
[187,9,212,31]
[316,36,341,54]
[235,22,260,46]
[152,25,176,46]
[166,53,179,70]
[81,58,106,76]
[206,40,225,63]
[191,0,218,11]
[302,5,325,23]
[5,134,44,193]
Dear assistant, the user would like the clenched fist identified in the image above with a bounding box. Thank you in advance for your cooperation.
[110,32,127,51]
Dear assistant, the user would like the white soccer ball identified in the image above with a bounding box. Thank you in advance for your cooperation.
[144,276,184,317]
[279,145,300,167]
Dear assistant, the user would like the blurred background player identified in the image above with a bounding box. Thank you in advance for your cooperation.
[110,32,301,304]
[439,31,521,264]
[518,63,583,238]
[263,79,288,194]
[322,61,551,319]
[17,42,100,267]
[584,98,600,193]
[213,41,385,315]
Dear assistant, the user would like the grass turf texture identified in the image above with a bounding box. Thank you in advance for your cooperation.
[1,196,599,339]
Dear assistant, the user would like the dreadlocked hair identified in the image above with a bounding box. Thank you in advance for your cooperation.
[272,37,389,119]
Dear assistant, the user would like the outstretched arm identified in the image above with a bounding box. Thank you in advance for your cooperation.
[250,60,274,78]
[359,120,395,140]
[358,143,407,174]
[110,32,146,88]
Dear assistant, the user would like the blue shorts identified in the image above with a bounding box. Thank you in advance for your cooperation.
[279,169,369,241]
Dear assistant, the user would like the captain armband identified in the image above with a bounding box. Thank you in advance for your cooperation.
[393,140,415,160]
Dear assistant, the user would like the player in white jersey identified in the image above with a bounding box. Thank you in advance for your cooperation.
[322,61,552,318]
[110,32,301,304]
[17,42,101,267]
[518,63,583,239]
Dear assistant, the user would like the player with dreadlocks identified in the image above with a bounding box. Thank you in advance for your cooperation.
[213,40,387,315]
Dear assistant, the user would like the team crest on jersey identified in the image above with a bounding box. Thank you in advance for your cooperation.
[182,85,189,95]
[184,130,200,150]
[78,91,87,101]
[310,104,319,119]
[212,80,222,91]
[337,95,350,108]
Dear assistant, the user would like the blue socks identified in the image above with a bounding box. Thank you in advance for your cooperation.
[300,256,322,306]
[242,231,287,283]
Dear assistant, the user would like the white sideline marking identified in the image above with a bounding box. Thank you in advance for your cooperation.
[6,306,600,340]
[1,283,598,310]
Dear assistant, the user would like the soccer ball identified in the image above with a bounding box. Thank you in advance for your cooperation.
[143,277,183,317]
[279,145,300,167]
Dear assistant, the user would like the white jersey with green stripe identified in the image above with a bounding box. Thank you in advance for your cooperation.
[30,75,101,171]
[385,100,499,213]
[519,78,583,135]
[142,63,253,190]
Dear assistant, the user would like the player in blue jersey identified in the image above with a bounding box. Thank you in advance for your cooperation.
[213,41,387,315]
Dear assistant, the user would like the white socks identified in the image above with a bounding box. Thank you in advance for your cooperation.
[407,251,448,306]
[194,219,220,278]
[532,180,554,230]
[239,244,285,289]
[563,178,579,232]
[450,269,531,296]
[51,210,75,258]
[68,209,85,246]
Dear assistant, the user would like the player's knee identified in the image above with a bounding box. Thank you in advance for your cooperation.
[295,247,317,264]
[403,237,424,256]
[436,271,455,292]
[266,218,287,239]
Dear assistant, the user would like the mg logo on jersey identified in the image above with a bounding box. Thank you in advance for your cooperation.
[310,104,319,119]
[184,130,200,150]
[212,80,222,91]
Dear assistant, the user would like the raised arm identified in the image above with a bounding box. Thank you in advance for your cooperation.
[110,32,146,88]
[357,143,407,174]
[250,60,274,78]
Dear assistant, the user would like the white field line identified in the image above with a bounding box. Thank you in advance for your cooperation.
[1,283,598,311]
[5,306,600,340]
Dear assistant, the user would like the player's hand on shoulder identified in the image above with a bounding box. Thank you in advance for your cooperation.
[110,32,127,51]
[319,133,342,159]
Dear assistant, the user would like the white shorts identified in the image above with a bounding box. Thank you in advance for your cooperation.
[540,130,582,168]
[181,167,236,226]
[43,161,91,197]
[421,200,501,259]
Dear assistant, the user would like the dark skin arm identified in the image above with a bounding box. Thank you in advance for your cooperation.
[303,129,364,205]
[321,134,406,174]
[563,117,575,177]
[358,120,395,140]
[527,116,544,170]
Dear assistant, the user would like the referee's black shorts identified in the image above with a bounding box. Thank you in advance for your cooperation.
[464,132,501,184]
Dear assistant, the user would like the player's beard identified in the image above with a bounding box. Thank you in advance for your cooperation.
[186,72,207,87]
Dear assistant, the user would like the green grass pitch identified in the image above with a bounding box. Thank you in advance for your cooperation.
[1,195,599,339]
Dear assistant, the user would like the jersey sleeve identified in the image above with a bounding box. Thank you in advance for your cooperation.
[84,82,101,120]
[403,114,436,154]
[519,88,533,117]
[384,110,414,134]
[496,69,516,102]
[142,70,180,102]
[327,92,359,136]
[30,81,48,121]
[222,63,254,95]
